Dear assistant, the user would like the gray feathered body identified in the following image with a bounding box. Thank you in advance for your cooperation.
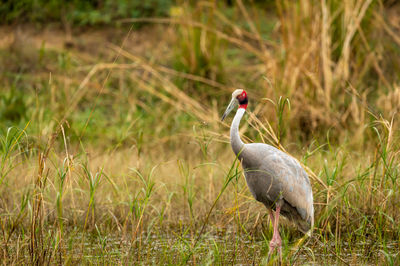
[230,109,314,233]
[239,143,314,233]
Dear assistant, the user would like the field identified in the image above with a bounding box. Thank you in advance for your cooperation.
[1,0,400,264]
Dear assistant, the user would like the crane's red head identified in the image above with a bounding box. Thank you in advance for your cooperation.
[221,89,248,121]
[238,91,248,109]
[232,89,248,109]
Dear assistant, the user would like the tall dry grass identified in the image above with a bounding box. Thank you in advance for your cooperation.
[0,0,399,264]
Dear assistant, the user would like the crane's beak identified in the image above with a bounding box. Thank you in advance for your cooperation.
[221,98,237,121]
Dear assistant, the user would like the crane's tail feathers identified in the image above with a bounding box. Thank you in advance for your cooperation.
[296,215,313,236]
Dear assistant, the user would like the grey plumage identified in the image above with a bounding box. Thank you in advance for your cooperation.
[223,91,314,236]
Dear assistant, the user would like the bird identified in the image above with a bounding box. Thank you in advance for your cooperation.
[221,89,314,257]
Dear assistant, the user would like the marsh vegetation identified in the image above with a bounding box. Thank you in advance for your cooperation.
[0,0,400,264]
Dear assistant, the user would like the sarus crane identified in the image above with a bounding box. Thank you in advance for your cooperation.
[221,89,314,257]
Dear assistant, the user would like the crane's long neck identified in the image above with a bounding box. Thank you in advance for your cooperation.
[230,108,245,155]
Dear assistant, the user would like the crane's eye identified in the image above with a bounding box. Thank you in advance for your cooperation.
[236,91,247,101]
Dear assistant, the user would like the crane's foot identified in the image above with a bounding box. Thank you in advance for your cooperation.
[267,235,282,262]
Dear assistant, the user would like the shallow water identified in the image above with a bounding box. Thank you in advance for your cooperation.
[68,231,399,264]
[4,229,398,264]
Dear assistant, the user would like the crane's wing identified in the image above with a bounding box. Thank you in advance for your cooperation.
[241,143,314,232]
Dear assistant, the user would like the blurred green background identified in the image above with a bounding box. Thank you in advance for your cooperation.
[0,0,400,264]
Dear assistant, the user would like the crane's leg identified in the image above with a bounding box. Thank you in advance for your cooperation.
[268,209,275,225]
[267,205,282,260]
